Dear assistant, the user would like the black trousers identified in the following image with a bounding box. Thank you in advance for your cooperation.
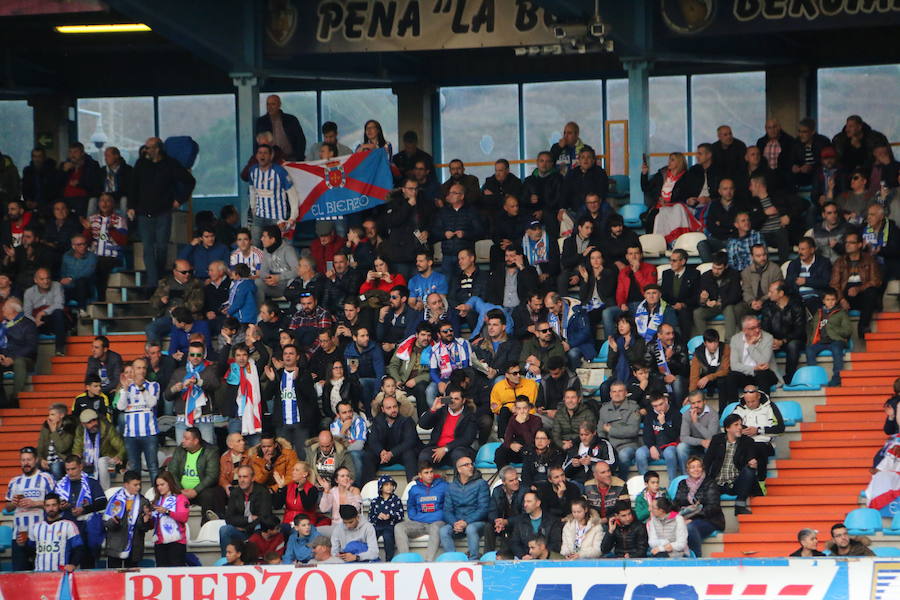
[494,444,525,468]
[748,441,775,481]
[190,486,226,524]
[154,542,187,567]
[418,445,473,469]
[362,446,419,484]
[847,286,880,336]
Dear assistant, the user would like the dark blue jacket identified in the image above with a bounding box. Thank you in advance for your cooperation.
[430,204,484,258]
[344,341,385,380]
[5,314,37,359]
[178,242,230,280]
[785,255,833,295]
[443,471,490,524]
[487,484,525,522]
[366,413,421,456]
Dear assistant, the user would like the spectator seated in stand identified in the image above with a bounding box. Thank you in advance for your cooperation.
[59,234,97,315]
[647,497,689,558]
[23,268,68,356]
[689,329,732,413]
[674,456,726,557]
[805,287,853,387]
[600,499,649,558]
[677,391,720,469]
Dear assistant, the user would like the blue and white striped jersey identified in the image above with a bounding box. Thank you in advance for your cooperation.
[5,471,55,534]
[249,163,293,220]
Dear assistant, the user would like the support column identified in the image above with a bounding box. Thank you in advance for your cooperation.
[28,95,73,162]
[765,66,809,134]
[625,60,650,201]
[393,83,435,157]
[232,73,259,225]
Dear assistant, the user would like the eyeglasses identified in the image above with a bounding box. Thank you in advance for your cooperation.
[389,295,401,300]
[188,352,204,358]
[537,328,551,333]
[457,462,473,468]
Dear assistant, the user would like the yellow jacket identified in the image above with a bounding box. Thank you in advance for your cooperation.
[489,377,539,414]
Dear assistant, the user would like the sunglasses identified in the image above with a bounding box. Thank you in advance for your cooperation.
[188,353,204,358]
[851,175,863,180]
[537,328,551,333]
[742,389,758,394]
[508,370,521,376]
[457,462,473,468]
[440,329,453,334]
[177,269,193,275]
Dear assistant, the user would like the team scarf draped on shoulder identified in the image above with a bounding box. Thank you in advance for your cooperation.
[226,359,262,435]
[103,486,142,557]
[546,303,570,339]
[634,299,668,341]
[153,493,182,544]
[182,360,209,426]
[430,339,469,380]
[394,334,417,361]
[55,473,93,508]
[82,427,100,468]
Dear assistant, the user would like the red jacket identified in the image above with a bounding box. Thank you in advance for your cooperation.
[311,235,346,274]
[247,532,285,562]
[281,480,330,526]
[615,262,657,306]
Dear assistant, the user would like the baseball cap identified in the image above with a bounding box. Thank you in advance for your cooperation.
[79,409,99,424]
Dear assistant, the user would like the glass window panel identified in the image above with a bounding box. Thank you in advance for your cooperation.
[158,93,237,197]
[321,89,398,155]
[76,97,154,165]
[0,100,34,175]
[523,80,603,176]
[649,75,688,172]
[258,91,317,157]
[439,84,520,183]
[817,64,900,144]
[690,72,765,152]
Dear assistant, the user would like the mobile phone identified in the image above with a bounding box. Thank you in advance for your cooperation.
[326,260,334,272]
[642,153,648,165]
[440,396,451,406]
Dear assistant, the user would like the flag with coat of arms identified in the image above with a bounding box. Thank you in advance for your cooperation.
[283,149,393,222]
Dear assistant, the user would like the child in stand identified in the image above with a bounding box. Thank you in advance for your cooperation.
[634,470,667,523]
[72,374,111,423]
[368,475,404,560]
[225,263,258,325]
[371,376,417,421]
[805,287,853,388]
[345,226,375,271]
[282,514,319,564]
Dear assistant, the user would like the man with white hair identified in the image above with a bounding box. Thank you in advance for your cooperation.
[726,315,781,402]
[24,268,67,356]
[256,94,306,161]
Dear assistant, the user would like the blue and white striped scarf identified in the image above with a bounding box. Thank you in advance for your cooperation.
[103,487,141,557]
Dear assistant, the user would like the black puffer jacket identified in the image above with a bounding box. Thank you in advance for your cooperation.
[760,295,806,343]
[673,476,726,531]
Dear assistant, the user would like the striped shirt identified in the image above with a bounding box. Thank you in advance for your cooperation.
[88,213,127,258]
[249,163,293,220]
[121,382,159,437]
[329,415,368,444]
[30,518,82,572]
[230,247,265,276]
[281,370,299,425]
[5,471,55,534]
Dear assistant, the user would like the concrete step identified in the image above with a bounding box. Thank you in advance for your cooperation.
[88,300,152,319]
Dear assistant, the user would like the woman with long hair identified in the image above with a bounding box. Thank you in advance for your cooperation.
[560,497,604,559]
[317,465,362,536]
[358,255,407,296]
[152,471,190,567]
[356,119,393,160]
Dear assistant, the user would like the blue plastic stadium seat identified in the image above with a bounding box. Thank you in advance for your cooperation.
[475,442,501,470]
[845,507,883,535]
[883,512,900,535]
[874,547,900,557]
[668,475,687,499]
[621,204,644,228]
[480,551,498,561]
[380,463,404,471]
[719,402,738,426]
[2,372,12,380]
[783,366,829,391]
[213,557,228,566]
[392,552,425,563]
[0,526,11,551]
[849,309,861,317]
[687,335,703,357]
[436,551,469,562]
[39,334,56,341]
[776,400,803,426]
[711,313,724,322]
[592,340,610,363]
[720,493,737,501]
[137,558,155,568]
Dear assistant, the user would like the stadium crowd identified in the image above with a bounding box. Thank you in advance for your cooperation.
[0,95,897,570]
